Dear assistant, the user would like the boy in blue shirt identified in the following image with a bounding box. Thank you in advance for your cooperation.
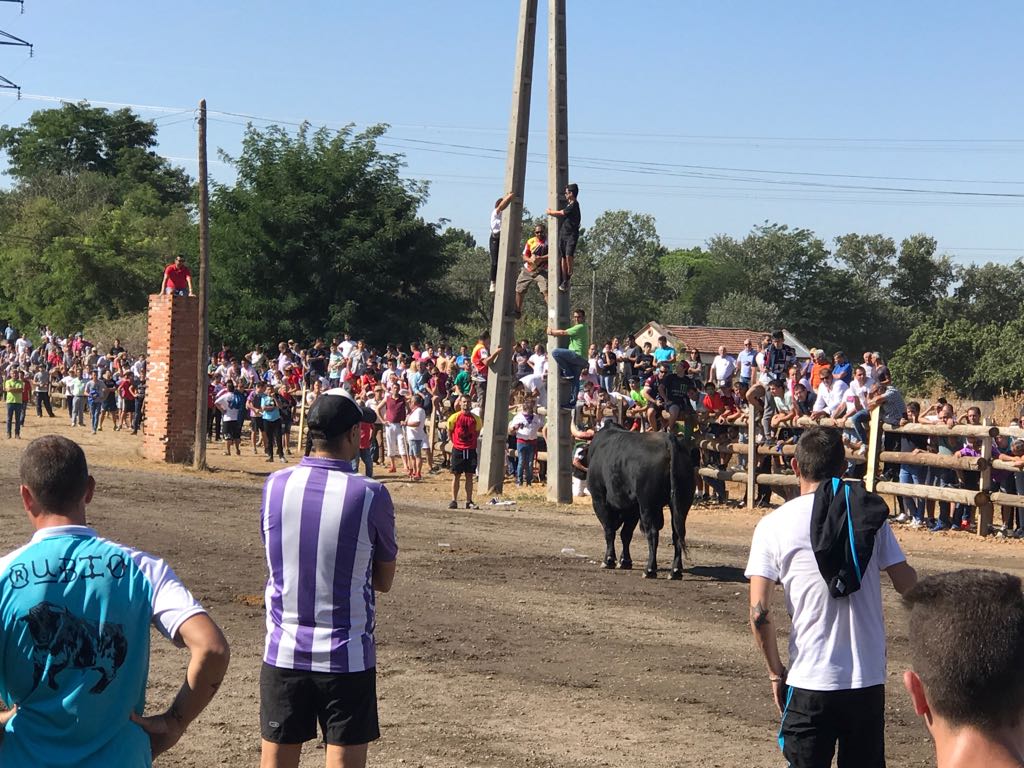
[0,435,229,767]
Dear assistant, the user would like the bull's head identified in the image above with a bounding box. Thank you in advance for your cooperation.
[19,602,66,647]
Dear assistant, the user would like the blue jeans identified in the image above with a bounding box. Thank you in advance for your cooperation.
[551,348,588,407]
[90,401,102,432]
[930,467,954,526]
[899,464,926,520]
[357,447,374,477]
[849,409,870,445]
[600,373,615,394]
[6,402,22,437]
[516,441,536,485]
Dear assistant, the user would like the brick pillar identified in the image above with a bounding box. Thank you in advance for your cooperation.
[143,294,200,464]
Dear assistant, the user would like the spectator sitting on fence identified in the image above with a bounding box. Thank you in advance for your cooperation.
[809,367,848,423]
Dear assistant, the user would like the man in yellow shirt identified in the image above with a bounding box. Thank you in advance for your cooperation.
[5,367,25,439]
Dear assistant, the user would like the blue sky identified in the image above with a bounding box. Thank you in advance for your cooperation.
[0,1,1022,263]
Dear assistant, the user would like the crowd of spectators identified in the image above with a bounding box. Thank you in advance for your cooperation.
[8,316,1024,534]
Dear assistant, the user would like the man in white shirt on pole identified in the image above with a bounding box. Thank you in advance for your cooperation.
[745,427,917,767]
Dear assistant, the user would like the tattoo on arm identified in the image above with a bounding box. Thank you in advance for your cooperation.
[751,601,770,628]
[169,702,185,726]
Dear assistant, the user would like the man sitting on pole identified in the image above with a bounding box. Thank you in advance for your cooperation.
[547,308,589,411]
[513,226,548,319]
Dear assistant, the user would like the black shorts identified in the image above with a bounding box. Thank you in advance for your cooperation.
[779,684,885,768]
[560,235,578,258]
[121,400,136,414]
[224,420,242,440]
[251,416,264,432]
[451,448,477,475]
[260,663,380,746]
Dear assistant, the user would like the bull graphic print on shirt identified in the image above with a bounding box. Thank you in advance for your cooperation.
[20,601,128,694]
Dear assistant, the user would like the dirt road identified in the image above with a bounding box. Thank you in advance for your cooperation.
[1,417,1018,766]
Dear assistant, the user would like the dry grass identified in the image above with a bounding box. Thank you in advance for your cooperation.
[80,312,148,356]
[917,383,1024,424]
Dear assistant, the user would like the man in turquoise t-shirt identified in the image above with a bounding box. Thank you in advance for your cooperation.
[0,436,229,767]
[547,307,590,410]
[652,335,676,364]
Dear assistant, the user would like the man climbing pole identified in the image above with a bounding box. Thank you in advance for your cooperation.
[546,183,580,292]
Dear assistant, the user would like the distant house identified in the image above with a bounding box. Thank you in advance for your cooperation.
[632,322,812,362]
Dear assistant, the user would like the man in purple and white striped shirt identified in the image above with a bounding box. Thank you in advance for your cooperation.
[260,391,397,768]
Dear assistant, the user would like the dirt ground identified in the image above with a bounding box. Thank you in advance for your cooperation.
[2,415,1022,767]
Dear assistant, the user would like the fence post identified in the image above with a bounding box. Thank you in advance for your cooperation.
[865,408,881,493]
[978,422,994,537]
[746,406,756,510]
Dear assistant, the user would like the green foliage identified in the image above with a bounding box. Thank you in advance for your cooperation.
[0,104,194,331]
[208,123,457,349]
[705,291,779,331]
[0,102,191,207]
[575,210,667,342]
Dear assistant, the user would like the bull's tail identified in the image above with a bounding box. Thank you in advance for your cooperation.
[666,433,687,556]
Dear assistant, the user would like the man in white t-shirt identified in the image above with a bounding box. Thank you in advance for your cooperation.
[488,191,515,293]
[745,427,917,767]
[528,344,548,378]
[709,345,736,386]
[519,371,547,405]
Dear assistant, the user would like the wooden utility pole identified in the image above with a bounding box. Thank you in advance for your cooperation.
[546,0,571,503]
[192,99,211,470]
[479,0,538,494]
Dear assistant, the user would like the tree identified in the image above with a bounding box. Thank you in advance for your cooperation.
[209,123,457,348]
[0,106,193,330]
[705,291,779,331]
[0,102,191,206]
[576,210,667,342]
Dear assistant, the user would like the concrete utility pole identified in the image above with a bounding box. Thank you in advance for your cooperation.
[479,0,538,494]
[192,99,211,471]
[546,0,571,503]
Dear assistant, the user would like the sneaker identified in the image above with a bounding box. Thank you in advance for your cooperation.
[960,519,971,530]
[558,281,567,292]
[266,457,274,463]
[465,501,479,510]
[560,402,577,411]
[279,456,288,463]
[447,500,458,509]
[930,521,948,532]
[895,513,910,523]
[489,281,496,293]
[909,518,924,529]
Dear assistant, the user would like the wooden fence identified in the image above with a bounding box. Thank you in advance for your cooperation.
[681,406,1024,537]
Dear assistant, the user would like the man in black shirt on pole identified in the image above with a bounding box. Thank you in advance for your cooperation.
[547,183,580,292]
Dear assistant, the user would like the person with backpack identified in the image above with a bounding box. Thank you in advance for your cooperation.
[745,427,917,767]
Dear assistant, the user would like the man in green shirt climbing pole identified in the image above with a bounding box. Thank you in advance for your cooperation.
[547,308,590,411]
[4,367,25,439]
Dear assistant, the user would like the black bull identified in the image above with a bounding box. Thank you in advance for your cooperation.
[588,425,696,579]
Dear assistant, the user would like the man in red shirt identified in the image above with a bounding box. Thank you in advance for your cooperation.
[446,395,482,510]
[161,255,194,297]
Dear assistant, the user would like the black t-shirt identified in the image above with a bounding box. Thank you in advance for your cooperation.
[635,353,654,379]
[662,373,692,405]
[559,200,580,240]
[900,433,928,452]
[572,443,589,479]
[307,348,327,375]
[514,351,531,378]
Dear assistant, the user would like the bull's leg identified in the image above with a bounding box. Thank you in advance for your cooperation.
[47,662,65,690]
[670,528,684,580]
[619,512,639,569]
[642,511,660,578]
[601,521,618,570]
[90,667,112,694]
